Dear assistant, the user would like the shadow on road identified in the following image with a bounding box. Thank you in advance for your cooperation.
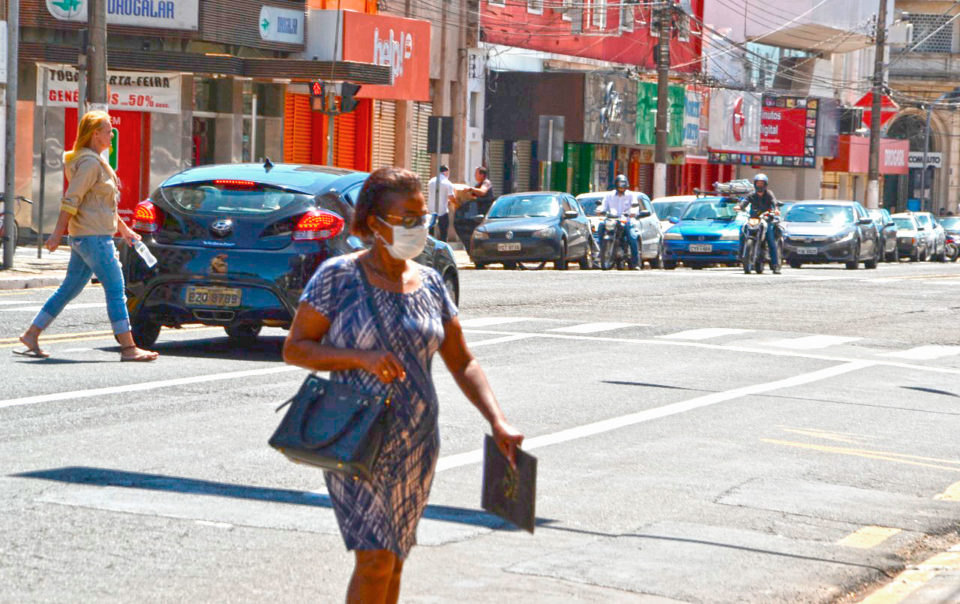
[150,336,285,362]
[602,380,710,393]
[901,386,960,398]
[13,466,554,531]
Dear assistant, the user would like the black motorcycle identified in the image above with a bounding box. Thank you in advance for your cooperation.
[599,212,631,270]
[741,211,782,274]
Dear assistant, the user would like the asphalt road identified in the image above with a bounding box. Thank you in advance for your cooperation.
[2,261,960,603]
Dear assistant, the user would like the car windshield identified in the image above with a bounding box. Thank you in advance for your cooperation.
[940,217,960,229]
[680,200,739,221]
[577,197,603,216]
[488,195,559,219]
[868,210,887,223]
[915,214,932,227]
[784,204,854,224]
[893,218,916,230]
[654,201,689,221]
[160,182,312,215]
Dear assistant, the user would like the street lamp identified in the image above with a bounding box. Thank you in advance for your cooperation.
[920,86,960,212]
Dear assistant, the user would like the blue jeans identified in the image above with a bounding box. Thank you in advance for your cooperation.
[740,223,780,267]
[598,219,640,267]
[32,235,131,335]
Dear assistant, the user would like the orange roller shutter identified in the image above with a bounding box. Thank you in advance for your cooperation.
[284,93,312,164]
[335,111,358,170]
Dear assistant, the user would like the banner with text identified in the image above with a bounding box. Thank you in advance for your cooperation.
[36,64,181,114]
[45,0,199,30]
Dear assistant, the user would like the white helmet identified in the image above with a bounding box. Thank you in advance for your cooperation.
[753,173,769,184]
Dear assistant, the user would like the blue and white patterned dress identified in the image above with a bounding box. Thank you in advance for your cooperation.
[300,254,458,559]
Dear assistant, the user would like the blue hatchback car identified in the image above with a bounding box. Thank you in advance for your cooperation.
[662,196,746,269]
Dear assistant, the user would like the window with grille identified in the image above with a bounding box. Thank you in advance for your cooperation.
[904,13,955,53]
[620,1,634,33]
[590,0,606,30]
[527,0,543,14]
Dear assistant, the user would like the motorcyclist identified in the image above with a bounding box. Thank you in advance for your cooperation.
[735,174,781,274]
[596,174,641,270]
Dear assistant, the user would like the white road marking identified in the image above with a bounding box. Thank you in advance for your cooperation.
[459,317,542,328]
[660,328,752,341]
[436,361,873,472]
[883,345,960,361]
[548,322,638,334]
[467,334,535,347]
[0,366,303,410]
[59,348,94,353]
[0,300,46,306]
[766,335,861,350]
[0,303,104,313]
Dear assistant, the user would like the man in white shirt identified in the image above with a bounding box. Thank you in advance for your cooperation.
[596,174,641,269]
[427,165,455,242]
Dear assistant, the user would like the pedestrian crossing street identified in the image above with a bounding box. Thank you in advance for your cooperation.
[459,316,960,365]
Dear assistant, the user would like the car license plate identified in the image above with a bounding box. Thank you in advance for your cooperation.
[798,247,819,255]
[497,243,521,252]
[689,244,712,253]
[185,286,242,307]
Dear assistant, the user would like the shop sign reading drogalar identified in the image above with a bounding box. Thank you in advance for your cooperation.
[259,5,304,45]
[36,64,181,114]
[46,0,199,31]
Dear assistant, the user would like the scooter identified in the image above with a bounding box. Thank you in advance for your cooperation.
[599,212,630,270]
[741,211,782,274]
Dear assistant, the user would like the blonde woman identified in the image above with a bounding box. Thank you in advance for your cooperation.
[16,110,158,362]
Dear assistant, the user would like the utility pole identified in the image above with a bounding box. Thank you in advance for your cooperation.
[3,0,19,270]
[86,0,108,110]
[865,0,888,209]
[653,3,672,200]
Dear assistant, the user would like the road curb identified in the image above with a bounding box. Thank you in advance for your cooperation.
[0,275,65,290]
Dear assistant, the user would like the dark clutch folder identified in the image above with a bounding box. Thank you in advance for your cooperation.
[481,434,537,534]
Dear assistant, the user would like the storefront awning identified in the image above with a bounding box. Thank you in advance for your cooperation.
[20,43,393,85]
[822,135,909,175]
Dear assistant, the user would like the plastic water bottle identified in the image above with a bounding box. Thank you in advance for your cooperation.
[133,240,158,268]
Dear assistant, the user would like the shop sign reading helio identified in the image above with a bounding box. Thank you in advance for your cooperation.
[46,0,199,31]
[36,64,181,114]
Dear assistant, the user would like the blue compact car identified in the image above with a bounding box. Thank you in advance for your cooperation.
[662,196,746,269]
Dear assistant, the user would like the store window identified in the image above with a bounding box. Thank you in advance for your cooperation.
[242,81,285,163]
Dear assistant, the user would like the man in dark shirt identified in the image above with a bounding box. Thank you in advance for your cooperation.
[735,174,782,273]
[454,166,496,252]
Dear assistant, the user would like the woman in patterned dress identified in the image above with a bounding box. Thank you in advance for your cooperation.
[283,167,524,603]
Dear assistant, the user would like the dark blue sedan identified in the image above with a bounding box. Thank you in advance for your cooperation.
[469,192,594,270]
[123,162,459,347]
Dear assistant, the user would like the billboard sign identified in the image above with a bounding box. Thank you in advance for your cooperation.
[708,88,761,153]
[45,0,199,30]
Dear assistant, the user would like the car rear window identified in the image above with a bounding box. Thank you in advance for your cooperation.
[160,182,313,215]
[785,205,854,224]
[489,195,559,219]
[577,198,601,216]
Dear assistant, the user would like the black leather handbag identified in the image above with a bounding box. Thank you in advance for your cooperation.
[269,265,394,481]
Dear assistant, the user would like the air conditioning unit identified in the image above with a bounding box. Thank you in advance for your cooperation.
[887,22,913,46]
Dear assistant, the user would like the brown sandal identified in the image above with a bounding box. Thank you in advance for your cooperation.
[120,345,158,362]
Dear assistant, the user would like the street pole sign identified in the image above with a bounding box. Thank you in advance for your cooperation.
[537,115,564,189]
[426,116,453,154]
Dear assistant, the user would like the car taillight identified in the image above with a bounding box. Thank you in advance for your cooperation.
[293,210,344,241]
[133,200,162,233]
[213,179,258,189]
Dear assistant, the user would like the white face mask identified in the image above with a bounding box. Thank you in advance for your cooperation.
[376,217,428,260]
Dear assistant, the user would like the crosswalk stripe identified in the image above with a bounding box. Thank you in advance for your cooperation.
[883,345,960,361]
[458,317,538,328]
[660,328,752,341]
[548,322,638,334]
[0,303,104,313]
[767,335,861,350]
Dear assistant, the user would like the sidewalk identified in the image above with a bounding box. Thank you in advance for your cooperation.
[0,246,69,290]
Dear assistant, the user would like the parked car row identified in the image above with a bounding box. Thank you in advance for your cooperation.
[464,190,957,273]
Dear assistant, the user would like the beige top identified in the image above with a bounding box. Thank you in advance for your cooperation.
[60,148,120,237]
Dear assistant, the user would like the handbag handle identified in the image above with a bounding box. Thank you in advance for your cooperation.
[357,259,399,404]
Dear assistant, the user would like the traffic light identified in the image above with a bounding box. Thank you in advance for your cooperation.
[310,81,324,98]
[341,84,361,113]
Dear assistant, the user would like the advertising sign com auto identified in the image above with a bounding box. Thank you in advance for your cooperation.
[36,63,181,114]
[46,0,199,30]
[342,12,430,101]
[259,5,304,45]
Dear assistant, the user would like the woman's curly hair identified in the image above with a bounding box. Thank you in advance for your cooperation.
[351,167,422,238]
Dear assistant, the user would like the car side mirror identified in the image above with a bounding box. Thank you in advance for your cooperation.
[563,210,579,219]
[669,216,680,224]
[858,218,873,225]
[918,226,926,231]
[886,221,895,227]
[472,214,485,221]
[637,210,652,218]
